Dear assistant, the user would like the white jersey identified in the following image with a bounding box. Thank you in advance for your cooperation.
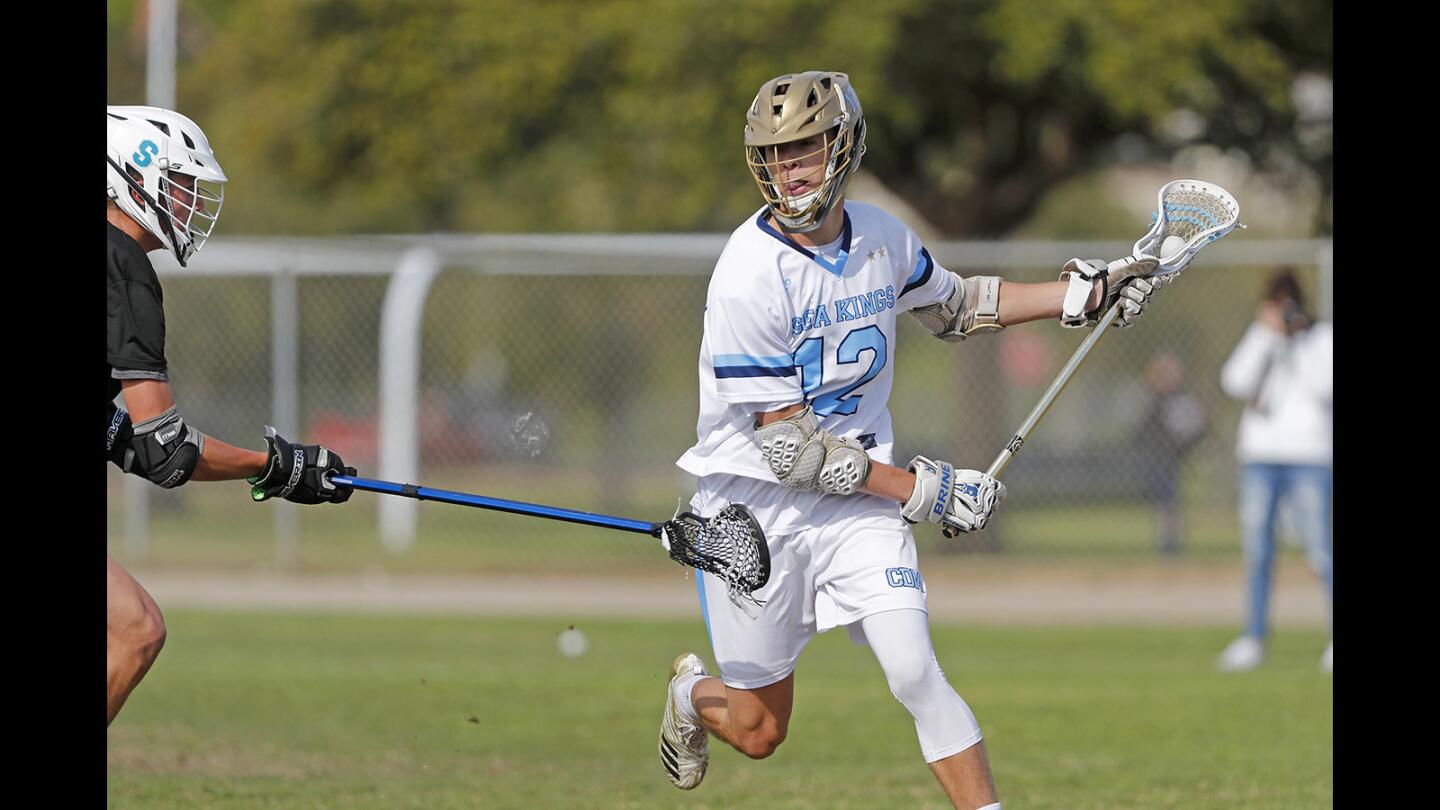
[677,201,957,534]
[1220,320,1333,465]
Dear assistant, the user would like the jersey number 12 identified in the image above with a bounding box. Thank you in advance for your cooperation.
[793,325,887,417]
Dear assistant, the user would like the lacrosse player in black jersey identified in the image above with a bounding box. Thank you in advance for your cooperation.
[106,106,356,726]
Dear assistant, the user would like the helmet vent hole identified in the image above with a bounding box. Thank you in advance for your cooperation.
[148,120,171,136]
[773,105,783,115]
[776,83,789,95]
[820,77,832,90]
[182,131,196,149]
[807,90,817,107]
[108,113,127,120]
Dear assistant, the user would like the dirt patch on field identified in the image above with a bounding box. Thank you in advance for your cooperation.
[131,560,1327,628]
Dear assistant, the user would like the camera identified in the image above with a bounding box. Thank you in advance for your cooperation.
[1279,300,1310,335]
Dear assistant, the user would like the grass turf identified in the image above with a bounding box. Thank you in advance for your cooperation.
[107,611,1331,809]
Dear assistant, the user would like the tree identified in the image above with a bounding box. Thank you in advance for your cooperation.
[106,0,1331,236]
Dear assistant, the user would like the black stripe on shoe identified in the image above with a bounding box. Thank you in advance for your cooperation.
[659,747,680,780]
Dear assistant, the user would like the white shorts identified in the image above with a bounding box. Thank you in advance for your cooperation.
[694,497,928,690]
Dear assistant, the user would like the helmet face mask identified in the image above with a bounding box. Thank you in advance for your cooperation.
[107,106,227,266]
[158,170,225,256]
[744,71,867,233]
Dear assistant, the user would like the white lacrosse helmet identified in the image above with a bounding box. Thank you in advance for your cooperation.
[106,106,227,266]
[744,71,867,233]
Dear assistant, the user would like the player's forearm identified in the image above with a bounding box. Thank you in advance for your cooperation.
[190,438,268,481]
[754,406,916,502]
[120,378,267,481]
[996,280,1101,326]
[862,461,917,503]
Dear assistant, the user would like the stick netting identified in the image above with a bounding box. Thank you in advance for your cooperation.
[660,504,771,611]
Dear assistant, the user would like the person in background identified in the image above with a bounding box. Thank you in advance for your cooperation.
[1216,268,1332,673]
[1135,352,1207,557]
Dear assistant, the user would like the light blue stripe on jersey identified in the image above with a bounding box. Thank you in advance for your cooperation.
[810,248,850,277]
[696,571,714,646]
[714,353,793,369]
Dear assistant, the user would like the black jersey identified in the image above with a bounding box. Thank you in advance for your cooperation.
[107,222,170,403]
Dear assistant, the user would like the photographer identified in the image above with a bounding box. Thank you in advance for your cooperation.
[1216,268,1333,672]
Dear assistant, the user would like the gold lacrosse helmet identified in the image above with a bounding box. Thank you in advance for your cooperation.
[745,71,867,233]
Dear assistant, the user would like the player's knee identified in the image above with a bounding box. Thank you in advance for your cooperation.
[136,611,167,663]
[732,721,787,759]
[883,656,937,709]
[120,603,168,663]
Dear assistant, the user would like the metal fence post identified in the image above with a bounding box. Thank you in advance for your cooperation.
[145,0,177,110]
[132,0,176,566]
[272,269,300,570]
[378,247,441,552]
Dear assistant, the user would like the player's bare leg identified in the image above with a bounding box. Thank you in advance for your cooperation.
[690,671,794,758]
[107,556,167,725]
[928,741,999,808]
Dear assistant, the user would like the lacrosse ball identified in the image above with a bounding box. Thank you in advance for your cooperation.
[558,627,589,658]
[1160,235,1186,259]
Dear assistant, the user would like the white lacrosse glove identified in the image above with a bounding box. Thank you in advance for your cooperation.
[1059,256,1159,329]
[900,455,1007,537]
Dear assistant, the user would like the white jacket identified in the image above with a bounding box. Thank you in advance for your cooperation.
[1220,321,1333,465]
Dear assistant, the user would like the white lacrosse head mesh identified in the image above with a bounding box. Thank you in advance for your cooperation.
[107,106,228,265]
[663,506,769,610]
[1134,179,1241,268]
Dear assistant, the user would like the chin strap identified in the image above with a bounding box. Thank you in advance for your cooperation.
[107,155,188,267]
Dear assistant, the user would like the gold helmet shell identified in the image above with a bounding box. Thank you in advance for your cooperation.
[744,71,867,233]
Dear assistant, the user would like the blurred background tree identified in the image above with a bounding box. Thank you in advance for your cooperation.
[107,0,1330,237]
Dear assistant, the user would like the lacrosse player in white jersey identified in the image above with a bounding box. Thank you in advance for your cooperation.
[657,71,1161,809]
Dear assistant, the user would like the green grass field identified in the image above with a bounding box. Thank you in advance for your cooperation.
[107,611,1332,809]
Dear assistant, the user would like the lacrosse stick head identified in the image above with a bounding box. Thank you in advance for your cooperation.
[1132,179,1242,278]
[657,504,771,611]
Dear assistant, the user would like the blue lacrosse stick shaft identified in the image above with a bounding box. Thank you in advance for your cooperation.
[329,474,658,535]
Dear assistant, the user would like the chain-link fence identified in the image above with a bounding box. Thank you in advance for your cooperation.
[106,236,1331,575]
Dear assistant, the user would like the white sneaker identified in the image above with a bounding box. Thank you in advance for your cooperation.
[1216,636,1264,672]
[659,652,710,790]
[1320,642,1332,674]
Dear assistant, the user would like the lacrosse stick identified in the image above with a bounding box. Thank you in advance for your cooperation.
[328,474,772,609]
[985,179,1242,479]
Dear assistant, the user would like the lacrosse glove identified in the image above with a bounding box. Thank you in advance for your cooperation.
[249,426,356,505]
[900,455,1007,537]
[1059,256,1159,329]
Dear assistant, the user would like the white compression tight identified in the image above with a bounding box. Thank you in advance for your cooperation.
[857,608,983,763]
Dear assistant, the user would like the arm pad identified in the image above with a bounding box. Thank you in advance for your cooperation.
[909,272,1004,341]
[753,405,871,495]
[121,405,207,488]
[107,402,133,467]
